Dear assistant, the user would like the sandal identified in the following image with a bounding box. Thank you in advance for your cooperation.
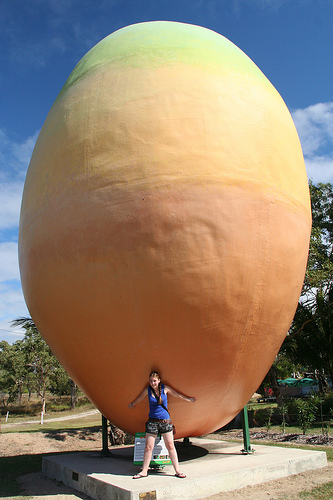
[133,472,148,479]
[175,472,186,478]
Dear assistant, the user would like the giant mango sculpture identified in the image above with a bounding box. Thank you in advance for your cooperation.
[19,21,311,437]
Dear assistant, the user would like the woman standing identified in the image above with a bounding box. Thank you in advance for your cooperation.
[128,370,196,479]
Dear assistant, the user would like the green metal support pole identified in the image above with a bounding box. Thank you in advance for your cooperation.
[241,405,254,454]
[101,415,111,457]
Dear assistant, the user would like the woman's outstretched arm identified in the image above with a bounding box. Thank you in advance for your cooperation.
[128,387,148,409]
[164,385,196,402]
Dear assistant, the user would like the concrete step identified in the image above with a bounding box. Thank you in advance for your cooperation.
[42,437,328,500]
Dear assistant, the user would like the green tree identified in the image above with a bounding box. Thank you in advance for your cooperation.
[294,398,317,435]
[282,288,333,390]
[257,354,301,397]
[303,182,333,300]
[0,340,27,405]
[49,371,78,409]
[10,317,78,412]
[11,317,60,417]
[277,183,333,388]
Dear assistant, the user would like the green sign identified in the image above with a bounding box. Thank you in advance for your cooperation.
[134,433,172,466]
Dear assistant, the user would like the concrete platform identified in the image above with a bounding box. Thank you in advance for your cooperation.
[42,437,327,500]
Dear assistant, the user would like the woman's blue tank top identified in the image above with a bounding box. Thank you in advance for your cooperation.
[148,384,170,419]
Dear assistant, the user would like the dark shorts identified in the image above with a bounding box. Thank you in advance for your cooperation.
[145,418,173,435]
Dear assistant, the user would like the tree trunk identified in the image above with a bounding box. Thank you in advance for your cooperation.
[317,370,330,392]
[41,396,46,424]
[17,381,23,405]
[109,423,126,445]
[71,379,77,409]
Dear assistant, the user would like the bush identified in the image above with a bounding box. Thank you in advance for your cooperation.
[294,398,317,435]
[284,398,318,433]
[321,392,333,418]
[285,399,300,425]
[251,407,281,428]
[1,403,41,417]
[75,396,92,407]
[0,393,94,418]
[47,403,69,412]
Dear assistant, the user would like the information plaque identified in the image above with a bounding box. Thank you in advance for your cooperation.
[133,432,172,466]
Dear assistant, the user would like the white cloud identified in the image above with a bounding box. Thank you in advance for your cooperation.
[0,128,37,180]
[0,242,19,281]
[0,129,37,230]
[292,103,333,156]
[0,262,29,344]
[0,321,24,343]
[0,182,24,230]
[0,130,36,342]
[304,157,333,185]
[0,285,28,343]
[292,102,333,184]
[12,131,39,166]
[0,284,27,317]
[0,245,28,342]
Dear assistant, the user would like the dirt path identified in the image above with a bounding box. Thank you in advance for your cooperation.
[1,409,100,428]
[1,429,332,500]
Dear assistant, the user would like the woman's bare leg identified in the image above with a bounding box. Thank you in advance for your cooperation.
[162,431,183,475]
[140,433,156,475]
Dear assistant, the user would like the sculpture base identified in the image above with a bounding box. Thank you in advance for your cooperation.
[42,437,327,500]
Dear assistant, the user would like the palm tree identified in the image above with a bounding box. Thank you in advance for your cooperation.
[282,288,333,390]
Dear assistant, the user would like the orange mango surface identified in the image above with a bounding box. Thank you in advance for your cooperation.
[19,22,311,437]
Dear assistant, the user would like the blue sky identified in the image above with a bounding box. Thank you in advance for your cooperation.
[1,0,333,343]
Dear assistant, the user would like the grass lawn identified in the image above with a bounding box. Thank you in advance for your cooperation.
[2,411,101,434]
[277,481,333,500]
[298,482,333,499]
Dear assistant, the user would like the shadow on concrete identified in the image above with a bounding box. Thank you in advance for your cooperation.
[0,450,90,499]
[91,441,210,463]
[176,441,209,462]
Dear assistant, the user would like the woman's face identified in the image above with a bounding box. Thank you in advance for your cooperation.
[149,376,160,390]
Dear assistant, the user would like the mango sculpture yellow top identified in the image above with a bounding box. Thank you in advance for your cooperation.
[19,21,311,437]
